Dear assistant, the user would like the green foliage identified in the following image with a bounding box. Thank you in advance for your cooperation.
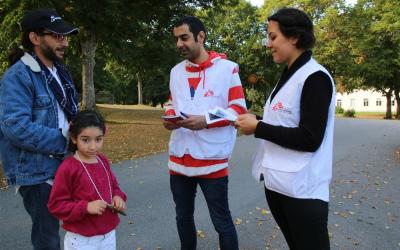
[346,0,400,117]
[343,109,355,117]
[0,1,52,73]
[1,0,399,112]
[245,87,265,113]
[335,106,344,114]
[96,90,115,104]
[259,0,344,22]
[197,0,278,98]
[0,0,230,106]
[259,0,400,117]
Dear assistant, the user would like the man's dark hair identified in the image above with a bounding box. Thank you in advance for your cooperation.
[173,16,206,43]
[8,8,77,67]
[268,8,315,50]
[8,28,45,67]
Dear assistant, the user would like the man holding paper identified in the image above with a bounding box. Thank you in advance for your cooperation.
[162,16,246,250]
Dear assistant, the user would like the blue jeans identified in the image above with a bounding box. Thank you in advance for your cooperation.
[19,183,60,250]
[170,175,238,250]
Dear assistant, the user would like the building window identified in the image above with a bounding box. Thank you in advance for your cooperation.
[376,99,382,106]
[363,98,369,106]
[337,99,342,107]
[392,100,395,106]
[350,99,356,108]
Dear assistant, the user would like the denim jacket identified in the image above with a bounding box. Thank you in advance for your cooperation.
[0,53,68,185]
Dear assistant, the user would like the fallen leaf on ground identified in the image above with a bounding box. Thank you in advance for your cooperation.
[197,230,206,239]
[235,218,242,225]
[261,209,270,215]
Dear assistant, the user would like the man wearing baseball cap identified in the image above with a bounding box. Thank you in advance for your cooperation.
[0,8,78,250]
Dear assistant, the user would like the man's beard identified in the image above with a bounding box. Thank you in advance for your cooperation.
[41,45,65,62]
[179,48,191,58]
[179,48,197,61]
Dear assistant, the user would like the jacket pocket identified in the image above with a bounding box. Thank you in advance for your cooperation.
[263,142,312,172]
[33,96,52,109]
[261,142,312,197]
[265,166,309,198]
[168,129,187,157]
[192,127,235,159]
[17,150,44,174]
[17,150,27,174]
[32,96,52,126]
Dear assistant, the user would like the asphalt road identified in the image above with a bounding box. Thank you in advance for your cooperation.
[0,118,399,250]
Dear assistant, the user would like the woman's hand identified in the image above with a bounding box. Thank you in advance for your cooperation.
[234,113,259,135]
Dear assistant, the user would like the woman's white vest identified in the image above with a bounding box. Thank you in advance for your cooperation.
[252,58,335,202]
[168,59,237,161]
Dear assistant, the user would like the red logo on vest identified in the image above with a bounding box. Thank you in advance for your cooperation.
[272,101,284,111]
[204,89,214,97]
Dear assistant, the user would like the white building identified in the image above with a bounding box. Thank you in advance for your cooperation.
[336,89,397,112]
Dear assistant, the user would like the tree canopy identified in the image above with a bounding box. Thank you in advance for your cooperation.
[0,0,399,117]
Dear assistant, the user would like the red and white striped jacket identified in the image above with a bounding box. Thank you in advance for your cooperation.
[165,51,247,178]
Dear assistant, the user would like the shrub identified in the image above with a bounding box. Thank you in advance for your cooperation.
[96,90,115,104]
[245,88,265,113]
[335,106,344,114]
[343,109,356,117]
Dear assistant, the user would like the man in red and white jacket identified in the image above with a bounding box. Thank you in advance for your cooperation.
[163,16,246,250]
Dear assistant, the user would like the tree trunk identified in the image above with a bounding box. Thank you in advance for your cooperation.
[136,72,143,105]
[384,90,392,119]
[80,30,97,110]
[395,89,400,119]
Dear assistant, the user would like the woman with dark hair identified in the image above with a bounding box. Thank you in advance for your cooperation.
[235,8,335,250]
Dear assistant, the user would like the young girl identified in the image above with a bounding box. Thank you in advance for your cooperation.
[48,110,127,250]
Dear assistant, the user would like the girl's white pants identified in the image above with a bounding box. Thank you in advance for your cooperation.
[64,229,116,250]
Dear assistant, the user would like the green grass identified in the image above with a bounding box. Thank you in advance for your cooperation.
[336,111,396,119]
[356,111,386,115]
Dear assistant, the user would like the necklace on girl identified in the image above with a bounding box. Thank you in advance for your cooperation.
[75,152,126,215]
[75,153,126,216]
[76,153,112,204]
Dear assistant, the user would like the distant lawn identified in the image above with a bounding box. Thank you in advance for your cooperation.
[356,111,386,116]
[96,104,170,163]
[336,111,394,119]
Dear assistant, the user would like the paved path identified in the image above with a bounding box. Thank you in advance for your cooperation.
[0,118,399,250]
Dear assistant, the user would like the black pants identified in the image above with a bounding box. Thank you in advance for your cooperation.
[265,188,330,250]
[19,183,60,250]
[170,175,238,250]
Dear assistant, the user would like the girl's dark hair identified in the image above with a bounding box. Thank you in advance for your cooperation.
[68,110,106,152]
[268,8,315,50]
[174,16,206,43]
[8,28,44,67]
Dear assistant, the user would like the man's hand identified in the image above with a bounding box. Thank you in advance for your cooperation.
[234,113,259,135]
[163,120,180,130]
[87,200,107,215]
[176,115,207,130]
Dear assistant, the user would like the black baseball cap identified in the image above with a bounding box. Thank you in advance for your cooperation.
[21,9,78,35]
